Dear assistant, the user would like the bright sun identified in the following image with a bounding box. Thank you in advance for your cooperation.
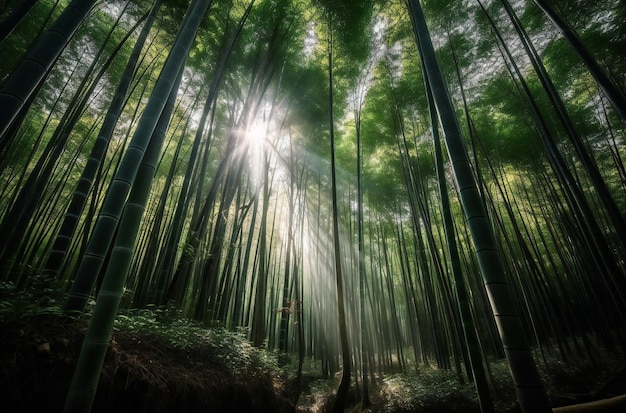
[246,119,266,146]
[244,118,268,188]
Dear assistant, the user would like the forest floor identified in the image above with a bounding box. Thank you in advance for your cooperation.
[1,284,626,413]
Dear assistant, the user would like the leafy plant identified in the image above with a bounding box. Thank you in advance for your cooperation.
[381,369,480,413]
[113,306,280,378]
[0,274,65,319]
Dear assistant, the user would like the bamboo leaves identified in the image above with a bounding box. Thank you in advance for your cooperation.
[0,0,98,147]
[533,0,626,123]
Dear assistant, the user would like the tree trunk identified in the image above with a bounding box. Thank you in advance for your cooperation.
[405,1,551,411]
[63,0,213,315]
[328,13,351,413]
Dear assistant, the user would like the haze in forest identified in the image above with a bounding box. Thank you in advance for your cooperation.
[0,1,625,412]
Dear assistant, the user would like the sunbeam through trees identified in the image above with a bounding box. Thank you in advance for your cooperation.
[0,0,625,412]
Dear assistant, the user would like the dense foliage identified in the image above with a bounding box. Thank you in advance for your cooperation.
[0,0,625,411]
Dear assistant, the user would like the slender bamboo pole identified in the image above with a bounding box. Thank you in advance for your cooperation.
[405,1,551,411]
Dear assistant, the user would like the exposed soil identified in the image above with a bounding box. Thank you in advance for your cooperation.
[0,313,294,413]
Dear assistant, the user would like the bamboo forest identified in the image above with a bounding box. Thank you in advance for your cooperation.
[1,0,625,412]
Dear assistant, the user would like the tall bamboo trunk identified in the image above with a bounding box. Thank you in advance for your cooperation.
[405,1,551,411]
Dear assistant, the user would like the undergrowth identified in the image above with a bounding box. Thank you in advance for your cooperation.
[3,279,625,413]
[113,306,281,378]
[0,279,282,382]
[380,369,480,413]
[0,277,65,318]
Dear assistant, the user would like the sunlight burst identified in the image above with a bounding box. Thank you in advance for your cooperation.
[246,119,266,146]
[244,118,268,188]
